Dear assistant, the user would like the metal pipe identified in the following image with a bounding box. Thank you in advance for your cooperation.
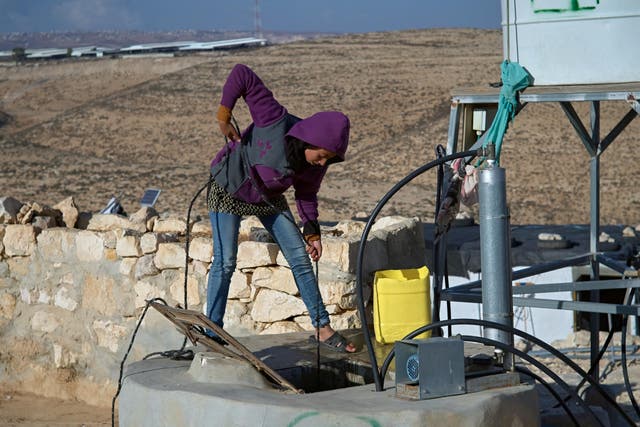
[479,162,514,361]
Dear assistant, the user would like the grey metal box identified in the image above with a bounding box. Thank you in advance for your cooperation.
[395,337,466,400]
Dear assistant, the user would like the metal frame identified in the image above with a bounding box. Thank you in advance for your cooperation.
[437,83,640,380]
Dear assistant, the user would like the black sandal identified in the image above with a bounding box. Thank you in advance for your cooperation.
[309,332,354,353]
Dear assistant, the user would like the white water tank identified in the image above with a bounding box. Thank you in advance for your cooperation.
[501,0,640,85]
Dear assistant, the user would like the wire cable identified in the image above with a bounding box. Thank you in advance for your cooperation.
[462,334,604,427]
[355,149,477,391]
[111,297,168,427]
[516,365,581,427]
[378,318,634,426]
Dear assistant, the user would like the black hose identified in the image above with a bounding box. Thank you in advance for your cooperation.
[554,325,615,408]
[111,297,168,427]
[355,149,477,391]
[516,365,581,427]
[183,177,213,311]
[378,318,634,426]
[461,334,604,427]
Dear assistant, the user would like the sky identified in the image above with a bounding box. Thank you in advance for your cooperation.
[0,1,502,34]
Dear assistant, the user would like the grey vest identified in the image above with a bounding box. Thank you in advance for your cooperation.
[210,113,302,204]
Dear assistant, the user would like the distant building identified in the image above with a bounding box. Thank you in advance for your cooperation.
[179,37,267,52]
[0,37,268,62]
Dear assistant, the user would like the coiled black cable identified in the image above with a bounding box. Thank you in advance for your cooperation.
[464,334,604,426]
[377,318,634,426]
[355,149,477,391]
[516,365,581,426]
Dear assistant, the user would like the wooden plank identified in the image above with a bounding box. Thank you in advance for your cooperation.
[149,302,302,393]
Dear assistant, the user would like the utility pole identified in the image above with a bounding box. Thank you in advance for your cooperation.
[254,0,263,38]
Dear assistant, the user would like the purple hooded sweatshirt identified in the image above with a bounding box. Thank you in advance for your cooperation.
[211,64,350,225]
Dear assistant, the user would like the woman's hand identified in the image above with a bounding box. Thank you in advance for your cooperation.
[218,121,240,142]
[305,239,322,262]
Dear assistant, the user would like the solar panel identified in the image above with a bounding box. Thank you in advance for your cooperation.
[140,188,161,208]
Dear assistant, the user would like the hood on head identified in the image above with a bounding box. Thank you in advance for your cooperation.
[286,111,350,162]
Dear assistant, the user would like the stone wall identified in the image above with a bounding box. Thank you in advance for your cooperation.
[0,196,426,406]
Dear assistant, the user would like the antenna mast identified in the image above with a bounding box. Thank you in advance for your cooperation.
[254,0,263,38]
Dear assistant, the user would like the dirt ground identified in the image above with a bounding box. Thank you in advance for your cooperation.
[0,392,113,426]
[1,29,639,425]
[1,29,638,226]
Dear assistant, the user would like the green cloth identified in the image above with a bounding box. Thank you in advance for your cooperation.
[483,60,533,164]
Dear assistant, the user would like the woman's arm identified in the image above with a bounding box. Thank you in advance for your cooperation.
[217,64,286,128]
[293,166,327,235]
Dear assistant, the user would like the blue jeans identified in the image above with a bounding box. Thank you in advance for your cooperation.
[206,210,330,329]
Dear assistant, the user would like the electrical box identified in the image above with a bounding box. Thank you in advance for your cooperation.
[395,337,466,400]
[461,104,498,150]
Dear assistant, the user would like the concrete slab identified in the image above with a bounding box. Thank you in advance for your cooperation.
[119,331,540,426]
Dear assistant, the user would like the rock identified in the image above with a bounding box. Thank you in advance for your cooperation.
[191,260,209,276]
[75,230,105,262]
[249,227,274,243]
[116,229,142,257]
[53,197,79,228]
[329,309,361,330]
[332,220,366,237]
[598,232,614,243]
[239,216,263,241]
[135,255,159,279]
[251,266,298,295]
[222,300,249,331]
[236,241,279,269]
[102,230,117,248]
[52,344,79,369]
[119,258,137,276]
[3,224,37,256]
[140,232,179,254]
[318,271,357,306]
[54,287,78,312]
[0,197,23,224]
[82,274,117,316]
[228,270,251,299]
[622,226,636,238]
[188,237,212,263]
[169,274,200,307]
[85,213,146,233]
[37,228,77,263]
[250,288,307,322]
[92,320,128,353]
[17,202,62,225]
[0,292,17,319]
[154,217,188,234]
[321,235,360,273]
[372,216,426,270]
[155,243,187,269]
[191,219,212,236]
[129,207,158,231]
[32,216,57,230]
[31,311,60,333]
[134,280,165,309]
[140,233,158,254]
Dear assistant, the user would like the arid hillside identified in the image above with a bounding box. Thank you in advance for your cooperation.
[1,29,638,225]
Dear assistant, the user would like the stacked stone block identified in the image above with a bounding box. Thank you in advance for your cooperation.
[0,196,426,406]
